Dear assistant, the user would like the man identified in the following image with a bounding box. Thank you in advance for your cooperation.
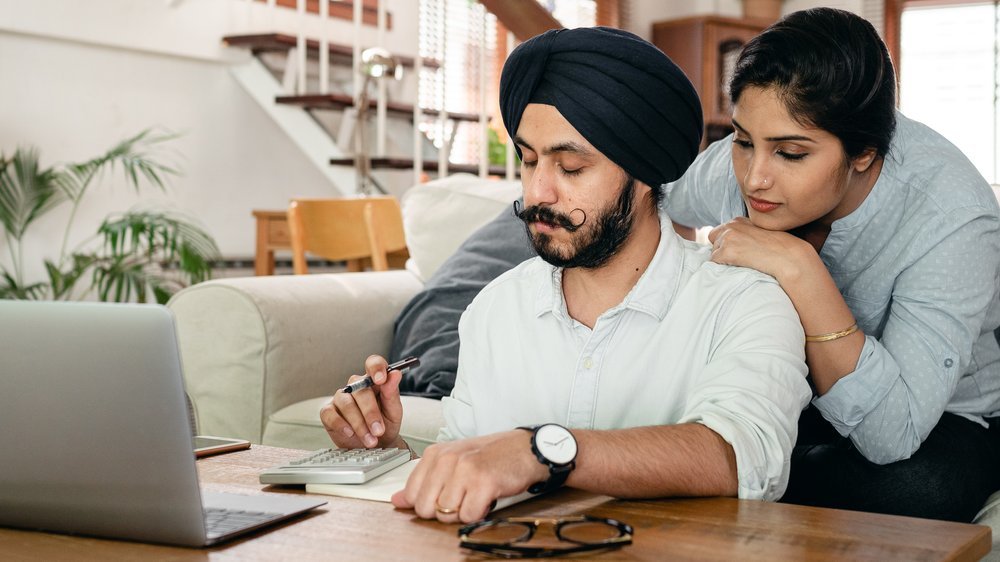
[321,27,811,523]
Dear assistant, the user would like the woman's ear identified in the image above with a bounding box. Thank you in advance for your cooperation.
[852,148,878,173]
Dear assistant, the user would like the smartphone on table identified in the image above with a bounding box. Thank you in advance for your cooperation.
[194,435,251,458]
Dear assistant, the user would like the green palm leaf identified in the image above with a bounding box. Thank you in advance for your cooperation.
[0,269,48,300]
[93,209,220,303]
[0,148,65,240]
[55,129,179,203]
[1,129,216,303]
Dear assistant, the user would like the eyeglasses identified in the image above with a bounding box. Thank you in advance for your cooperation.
[458,515,633,558]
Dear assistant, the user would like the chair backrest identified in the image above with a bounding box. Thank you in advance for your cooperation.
[287,196,407,274]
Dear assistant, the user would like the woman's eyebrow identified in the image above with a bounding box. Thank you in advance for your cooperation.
[732,119,816,143]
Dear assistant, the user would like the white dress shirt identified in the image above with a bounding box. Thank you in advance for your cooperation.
[438,208,812,501]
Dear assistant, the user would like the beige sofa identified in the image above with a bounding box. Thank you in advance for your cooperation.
[168,177,1000,555]
[168,175,521,454]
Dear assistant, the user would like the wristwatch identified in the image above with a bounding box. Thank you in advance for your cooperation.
[517,423,578,494]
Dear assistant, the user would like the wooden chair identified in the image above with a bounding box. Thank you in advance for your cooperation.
[287,196,407,274]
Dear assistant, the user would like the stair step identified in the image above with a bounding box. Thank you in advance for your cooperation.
[223,34,441,69]
[330,157,515,177]
[276,94,482,123]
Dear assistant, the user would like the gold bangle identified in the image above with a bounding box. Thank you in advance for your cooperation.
[805,324,859,343]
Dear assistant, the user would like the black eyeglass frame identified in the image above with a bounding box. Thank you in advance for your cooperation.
[458,515,633,559]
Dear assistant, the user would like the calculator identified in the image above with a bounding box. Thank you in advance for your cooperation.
[259,447,410,485]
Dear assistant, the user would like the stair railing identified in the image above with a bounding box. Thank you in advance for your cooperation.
[236,0,515,186]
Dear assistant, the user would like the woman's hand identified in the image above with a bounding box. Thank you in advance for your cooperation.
[707,217,815,281]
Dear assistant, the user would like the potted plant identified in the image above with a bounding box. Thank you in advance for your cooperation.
[0,129,220,303]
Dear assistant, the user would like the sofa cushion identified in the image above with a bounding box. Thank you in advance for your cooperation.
[263,395,445,456]
[401,173,521,282]
[262,396,333,451]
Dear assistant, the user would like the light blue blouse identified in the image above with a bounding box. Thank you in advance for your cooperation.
[663,112,1000,464]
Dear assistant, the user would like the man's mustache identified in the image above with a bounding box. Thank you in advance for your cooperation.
[513,201,587,232]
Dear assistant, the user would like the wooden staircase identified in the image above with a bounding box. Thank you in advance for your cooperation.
[223,30,496,192]
[274,93,480,123]
[223,33,439,69]
[220,0,573,191]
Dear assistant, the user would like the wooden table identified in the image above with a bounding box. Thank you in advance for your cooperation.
[0,445,989,560]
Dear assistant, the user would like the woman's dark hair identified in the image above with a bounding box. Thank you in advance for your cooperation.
[729,7,897,159]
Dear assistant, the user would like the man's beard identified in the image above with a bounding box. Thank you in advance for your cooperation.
[515,176,637,270]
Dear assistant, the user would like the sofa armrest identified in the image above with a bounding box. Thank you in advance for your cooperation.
[167,271,423,443]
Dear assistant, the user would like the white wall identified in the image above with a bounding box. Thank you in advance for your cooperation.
[0,0,421,283]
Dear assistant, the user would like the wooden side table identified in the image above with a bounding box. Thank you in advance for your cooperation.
[253,210,292,276]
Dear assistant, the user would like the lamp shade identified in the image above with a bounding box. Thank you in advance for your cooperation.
[360,47,403,81]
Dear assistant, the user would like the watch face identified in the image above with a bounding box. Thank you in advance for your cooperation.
[535,424,577,465]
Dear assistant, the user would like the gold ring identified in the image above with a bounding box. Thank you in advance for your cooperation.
[435,502,458,514]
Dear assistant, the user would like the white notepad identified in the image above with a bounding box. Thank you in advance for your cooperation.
[306,458,419,502]
[306,459,536,511]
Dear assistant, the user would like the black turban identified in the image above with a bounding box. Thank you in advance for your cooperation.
[499,27,703,190]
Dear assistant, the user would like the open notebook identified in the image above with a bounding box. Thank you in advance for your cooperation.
[306,459,535,511]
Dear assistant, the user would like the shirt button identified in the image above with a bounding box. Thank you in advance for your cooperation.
[944,358,954,368]
[583,357,593,369]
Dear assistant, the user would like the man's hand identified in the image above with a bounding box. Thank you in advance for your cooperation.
[320,355,405,449]
[391,430,549,523]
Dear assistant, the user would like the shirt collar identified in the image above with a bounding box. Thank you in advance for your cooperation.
[533,205,684,322]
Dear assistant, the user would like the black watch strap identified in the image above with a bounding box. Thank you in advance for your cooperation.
[518,425,576,495]
[527,462,573,494]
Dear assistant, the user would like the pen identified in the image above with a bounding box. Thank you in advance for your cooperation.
[341,356,420,393]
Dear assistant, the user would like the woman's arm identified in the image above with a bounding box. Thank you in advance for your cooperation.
[775,240,865,394]
[711,212,1000,463]
[811,211,999,463]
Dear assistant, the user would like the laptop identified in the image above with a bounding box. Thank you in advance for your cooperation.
[0,300,326,547]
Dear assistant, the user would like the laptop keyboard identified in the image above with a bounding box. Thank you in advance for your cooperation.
[204,507,281,538]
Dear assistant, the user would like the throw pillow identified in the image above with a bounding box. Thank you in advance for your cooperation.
[401,174,521,282]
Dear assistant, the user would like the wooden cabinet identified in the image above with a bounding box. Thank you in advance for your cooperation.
[652,16,767,148]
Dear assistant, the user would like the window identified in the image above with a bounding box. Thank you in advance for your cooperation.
[544,0,597,28]
[899,1,1000,183]
[417,0,600,166]
[418,0,496,165]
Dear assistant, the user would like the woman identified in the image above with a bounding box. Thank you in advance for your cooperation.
[664,7,1000,522]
